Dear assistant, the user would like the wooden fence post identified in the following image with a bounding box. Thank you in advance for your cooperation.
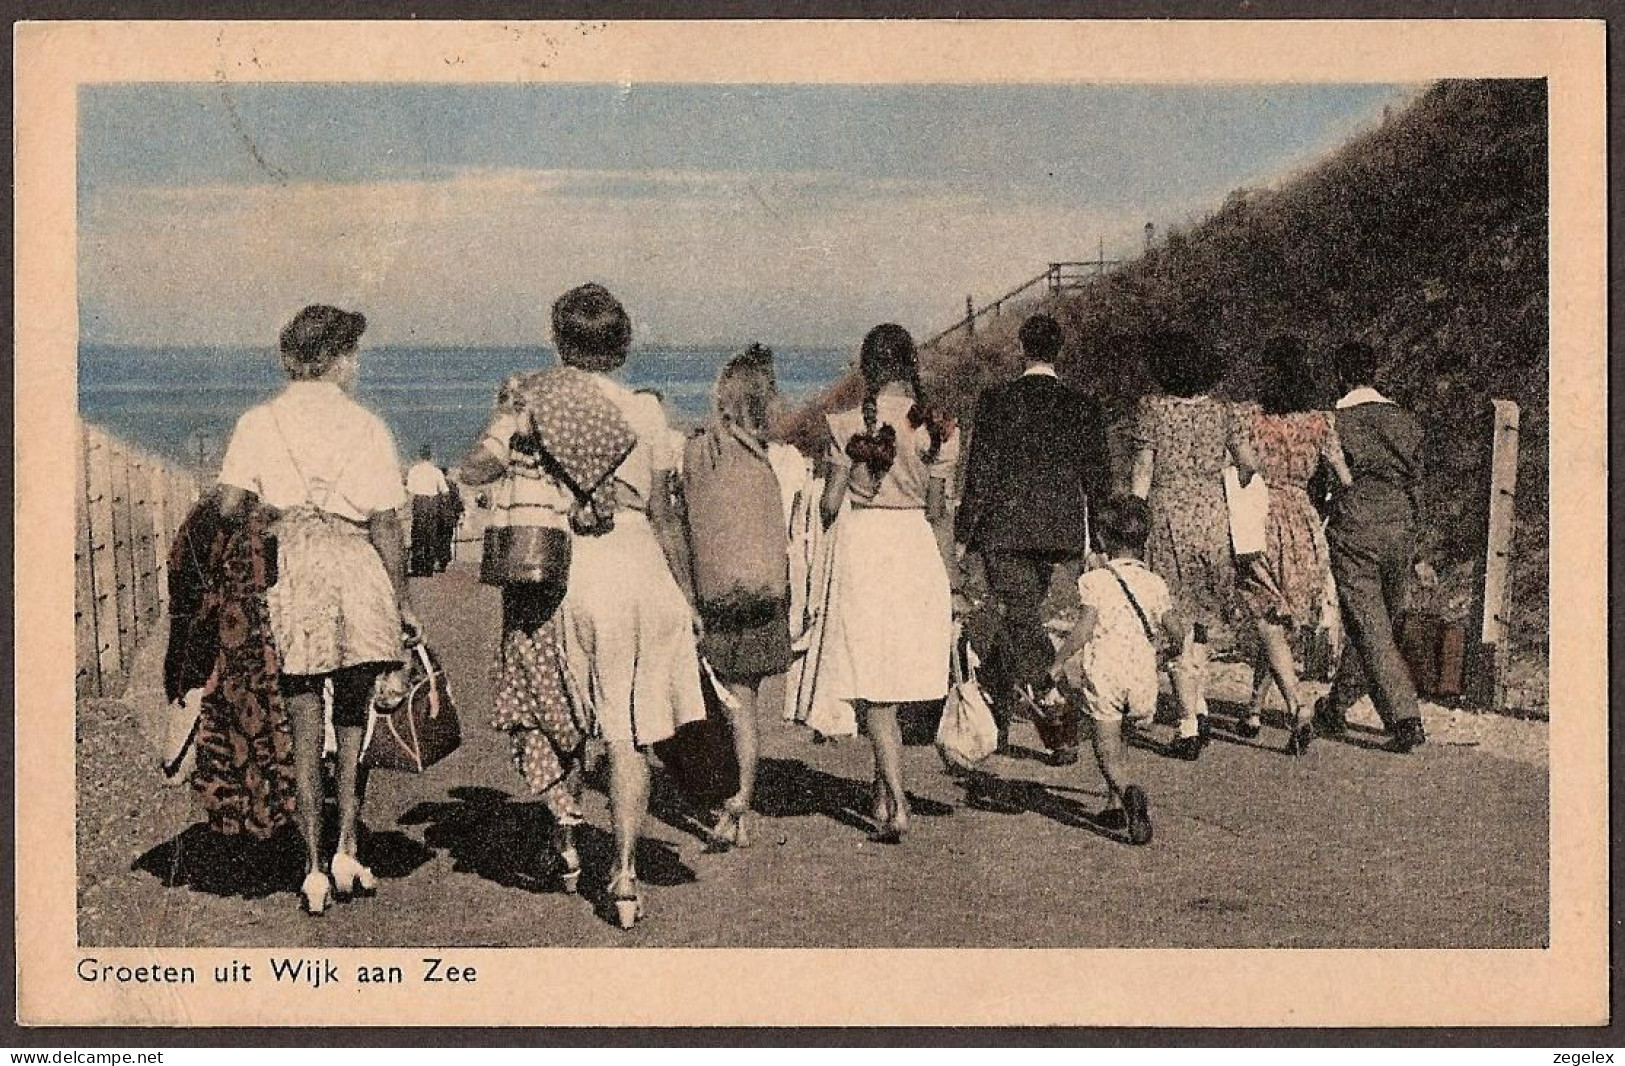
[150,464,172,618]
[109,440,140,664]
[1473,399,1520,711]
[74,423,100,698]
[129,451,162,639]
[84,426,125,694]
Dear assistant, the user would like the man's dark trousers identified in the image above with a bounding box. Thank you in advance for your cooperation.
[980,549,1078,747]
[1322,396,1425,731]
[1326,527,1420,730]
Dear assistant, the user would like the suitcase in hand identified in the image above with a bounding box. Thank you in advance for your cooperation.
[1396,611,1466,699]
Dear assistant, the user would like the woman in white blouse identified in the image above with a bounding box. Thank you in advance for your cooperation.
[217,305,418,916]
[818,324,959,842]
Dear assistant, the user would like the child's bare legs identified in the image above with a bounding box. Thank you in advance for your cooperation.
[1087,711,1154,844]
[1089,716,1129,805]
[716,678,761,846]
[723,679,761,812]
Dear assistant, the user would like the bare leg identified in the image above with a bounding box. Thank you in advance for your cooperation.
[1248,647,1272,725]
[287,691,326,874]
[1255,617,1305,722]
[1089,718,1129,804]
[864,701,910,836]
[333,726,366,856]
[724,679,761,811]
[1170,637,1208,739]
[606,739,648,886]
[550,758,583,891]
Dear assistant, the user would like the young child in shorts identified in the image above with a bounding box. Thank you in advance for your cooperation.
[1047,494,1187,845]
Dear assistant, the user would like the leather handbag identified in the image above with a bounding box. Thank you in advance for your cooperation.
[480,524,571,587]
[363,642,461,773]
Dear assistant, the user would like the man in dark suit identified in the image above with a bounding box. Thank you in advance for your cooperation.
[1316,341,1428,752]
[955,313,1112,763]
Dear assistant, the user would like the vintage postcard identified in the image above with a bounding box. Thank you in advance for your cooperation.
[13,19,1607,1027]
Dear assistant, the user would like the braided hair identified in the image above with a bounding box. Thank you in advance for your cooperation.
[846,324,951,475]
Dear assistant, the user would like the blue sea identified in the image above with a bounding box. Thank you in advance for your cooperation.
[79,344,850,469]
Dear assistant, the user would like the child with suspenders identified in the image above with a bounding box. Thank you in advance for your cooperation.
[1047,494,1189,845]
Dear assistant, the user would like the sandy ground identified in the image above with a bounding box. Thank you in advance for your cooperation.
[78,564,1547,949]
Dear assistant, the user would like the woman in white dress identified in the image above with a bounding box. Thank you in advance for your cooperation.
[818,324,959,842]
[216,305,417,915]
[549,284,707,928]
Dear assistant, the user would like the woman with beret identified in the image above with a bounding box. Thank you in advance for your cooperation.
[216,305,418,915]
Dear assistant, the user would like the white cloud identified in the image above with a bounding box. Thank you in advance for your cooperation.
[80,166,1192,348]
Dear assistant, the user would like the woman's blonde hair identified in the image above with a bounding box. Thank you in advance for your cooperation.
[714,344,778,437]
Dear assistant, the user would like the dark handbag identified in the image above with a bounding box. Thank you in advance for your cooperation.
[651,664,740,808]
[363,642,461,773]
[1396,610,1466,699]
[1032,703,1081,751]
[480,525,572,587]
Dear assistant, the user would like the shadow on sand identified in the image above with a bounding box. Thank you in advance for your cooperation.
[395,785,697,897]
[131,821,432,899]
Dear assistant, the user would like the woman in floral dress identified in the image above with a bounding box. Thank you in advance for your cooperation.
[1236,336,1353,754]
[1129,331,1246,760]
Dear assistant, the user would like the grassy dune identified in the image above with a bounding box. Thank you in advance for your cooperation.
[786,79,1549,710]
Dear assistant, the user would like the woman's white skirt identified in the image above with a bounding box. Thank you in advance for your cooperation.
[560,511,707,747]
[819,506,952,706]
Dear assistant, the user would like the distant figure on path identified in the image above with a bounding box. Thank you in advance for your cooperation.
[405,445,450,576]
[1314,341,1428,753]
[954,313,1110,764]
[1236,336,1353,755]
[1129,331,1246,760]
[681,344,795,848]
[215,304,417,916]
[818,323,959,843]
[438,468,465,569]
[636,386,690,485]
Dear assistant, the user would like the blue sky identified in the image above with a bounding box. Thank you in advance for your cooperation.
[79,82,1413,347]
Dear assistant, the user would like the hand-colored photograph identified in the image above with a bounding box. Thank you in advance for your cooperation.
[71,73,1552,952]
